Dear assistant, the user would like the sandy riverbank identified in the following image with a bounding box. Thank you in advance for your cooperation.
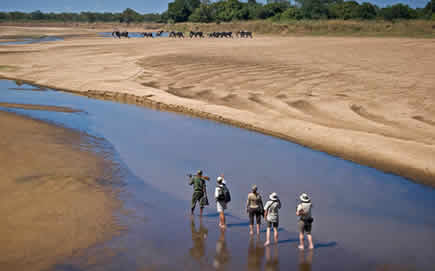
[0,26,434,186]
[0,109,121,271]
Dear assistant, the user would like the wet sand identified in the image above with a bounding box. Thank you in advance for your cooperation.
[0,110,120,271]
[0,102,82,112]
[0,26,434,185]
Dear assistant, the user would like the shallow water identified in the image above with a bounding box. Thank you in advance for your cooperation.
[0,36,63,45]
[0,79,434,271]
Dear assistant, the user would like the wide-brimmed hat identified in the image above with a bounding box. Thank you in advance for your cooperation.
[300,193,310,203]
[252,185,258,192]
[269,192,278,200]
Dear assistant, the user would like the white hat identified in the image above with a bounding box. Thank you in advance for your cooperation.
[300,193,310,203]
[269,192,278,200]
[217,176,223,183]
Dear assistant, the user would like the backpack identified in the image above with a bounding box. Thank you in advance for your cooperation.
[223,185,231,203]
[217,185,231,203]
[217,186,225,201]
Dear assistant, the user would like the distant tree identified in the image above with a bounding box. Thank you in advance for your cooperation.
[281,6,304,20]
[328,1,359,19]
[31,10,45,20]
[120,8,142,24]
[212,0,244,22]
[261,2,291,18]
[168,0,191,22]
[189,2,215,22]
[391,4,414,19]
[296,0,329,19]
[357,2,377,20]
[9,11,28,21]
[0,12,11,21]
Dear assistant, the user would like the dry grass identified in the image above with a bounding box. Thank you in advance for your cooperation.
[166,20,435,38]
[0,65,17,72]
[1,20,433,38]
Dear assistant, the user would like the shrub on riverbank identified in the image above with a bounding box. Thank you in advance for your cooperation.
[164,20,435,38]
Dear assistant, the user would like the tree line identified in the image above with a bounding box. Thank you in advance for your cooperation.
[0,8,161,23]
[0,0,433,24]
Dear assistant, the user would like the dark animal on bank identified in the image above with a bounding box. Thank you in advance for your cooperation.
[169,31,184,38]
[155,30,164,37]
[223,32,233,38]
[208,32,233,38]
[112,31,121,38]
[142,32,153,38]
[190,31,204,38]
[237,31,253,38]
[112,31,129,38]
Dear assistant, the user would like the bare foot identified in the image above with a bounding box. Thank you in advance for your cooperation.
[264,241,270,246]
[298,245,304,250]
[249,230,254,235]
[309,245,314,250]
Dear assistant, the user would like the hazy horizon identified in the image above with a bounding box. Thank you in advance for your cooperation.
[1,0,430,14]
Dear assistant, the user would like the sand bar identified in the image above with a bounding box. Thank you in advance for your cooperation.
[0,110,121,271]
[0,26,434,186]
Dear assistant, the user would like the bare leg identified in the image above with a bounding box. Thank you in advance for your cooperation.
[307,234,314,249]
[249,225,254,235]
[264,227,271,246]
[223,212,226,227]
[274,227,279,243]
[256,224,260,235]
[219,212,226,228]
[299,232,305,250]
[200,207,203,217]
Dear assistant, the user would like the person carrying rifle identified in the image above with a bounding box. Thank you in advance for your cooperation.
[189,170,209,216]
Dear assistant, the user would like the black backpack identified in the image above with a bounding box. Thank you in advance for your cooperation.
[217,185,231,203]
[223,185,231,203]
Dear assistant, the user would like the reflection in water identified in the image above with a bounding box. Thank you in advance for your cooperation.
[265,245,279,271]
[247,236,265,271]
[189,217,208,263]
[213,229,230,271]
[299,250,313,271]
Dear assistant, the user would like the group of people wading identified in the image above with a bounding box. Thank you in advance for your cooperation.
[189,170,314,250]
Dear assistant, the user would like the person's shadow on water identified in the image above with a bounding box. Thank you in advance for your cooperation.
[213,228,231,271]
[189,217,208,263]
[247,235,265,271]
[298,250,313,271]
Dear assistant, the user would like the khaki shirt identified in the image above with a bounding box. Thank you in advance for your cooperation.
[246,192,263,209]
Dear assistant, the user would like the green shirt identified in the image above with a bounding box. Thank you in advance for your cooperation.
[189,176,205,192]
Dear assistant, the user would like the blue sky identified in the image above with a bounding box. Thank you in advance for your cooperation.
[1,0,430,13]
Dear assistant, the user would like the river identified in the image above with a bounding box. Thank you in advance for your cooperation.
[0,79,434,271]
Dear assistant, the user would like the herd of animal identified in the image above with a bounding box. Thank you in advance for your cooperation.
[111,30,253,39]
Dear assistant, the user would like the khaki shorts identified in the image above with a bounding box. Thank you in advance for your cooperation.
[267,221,279,228]
[298,220,312,234]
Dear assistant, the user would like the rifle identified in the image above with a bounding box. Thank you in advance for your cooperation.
[187,174,210,181]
